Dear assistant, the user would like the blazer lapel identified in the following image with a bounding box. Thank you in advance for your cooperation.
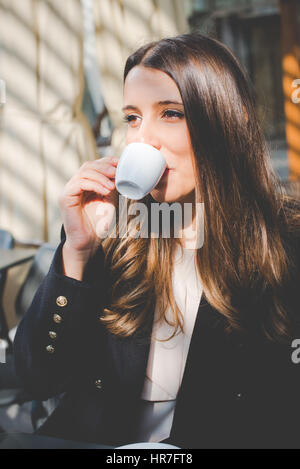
[105,308,155,399]
[105,294,211,400]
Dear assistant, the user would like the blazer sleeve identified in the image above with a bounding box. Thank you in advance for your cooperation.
[13,225,108,400]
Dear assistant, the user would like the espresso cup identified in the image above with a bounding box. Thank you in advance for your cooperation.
[115,142,167,200]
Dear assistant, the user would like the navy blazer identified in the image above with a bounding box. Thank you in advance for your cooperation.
[13,224,300,448]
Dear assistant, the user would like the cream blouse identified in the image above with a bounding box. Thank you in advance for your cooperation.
[134,245,203,443]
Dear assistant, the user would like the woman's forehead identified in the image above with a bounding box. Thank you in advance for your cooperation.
[123,66,180,101]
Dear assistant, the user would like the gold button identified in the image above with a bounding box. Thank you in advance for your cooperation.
[53,314,62,324]
[46,345,55,354]
[56,296,67,307]
[49,331,57,340]
[95,379,102,389]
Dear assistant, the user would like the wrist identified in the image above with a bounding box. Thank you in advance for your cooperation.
[63,240,96,262]
[62,242,94,281]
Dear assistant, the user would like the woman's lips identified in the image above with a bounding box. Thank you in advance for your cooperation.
[154,168,173,189]
[159,167,172,181]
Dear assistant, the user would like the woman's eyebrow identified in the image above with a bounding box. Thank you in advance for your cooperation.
[122,100,184,112]
[156,100,183,106]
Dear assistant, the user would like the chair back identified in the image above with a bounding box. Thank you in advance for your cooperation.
[0,229,14,300]
[15,243,56,320]
[0,229,14,250]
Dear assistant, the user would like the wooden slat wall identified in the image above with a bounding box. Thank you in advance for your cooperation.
[279,0,300,180]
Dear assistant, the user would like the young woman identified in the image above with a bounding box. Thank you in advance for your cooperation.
[14,32,300,449]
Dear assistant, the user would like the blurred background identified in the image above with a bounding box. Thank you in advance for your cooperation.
[0,0,299,435]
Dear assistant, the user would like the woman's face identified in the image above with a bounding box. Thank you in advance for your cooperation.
[123,66,196,204]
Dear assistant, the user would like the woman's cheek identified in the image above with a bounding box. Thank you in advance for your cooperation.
[168,127,190,153]
[125,128,136,145]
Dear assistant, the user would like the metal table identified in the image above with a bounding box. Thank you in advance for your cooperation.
[0,249,36,272]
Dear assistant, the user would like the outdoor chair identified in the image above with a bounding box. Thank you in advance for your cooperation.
[0,243,58,431]
[0,229,15,343]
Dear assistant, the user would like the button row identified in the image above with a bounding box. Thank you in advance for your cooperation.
[46,296,67,354]
[48,302,103,391]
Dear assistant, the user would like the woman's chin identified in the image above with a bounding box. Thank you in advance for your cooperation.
[150,190,177,203]
[150,189,195,204]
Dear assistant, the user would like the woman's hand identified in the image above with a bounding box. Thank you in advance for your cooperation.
[58,156,119,275]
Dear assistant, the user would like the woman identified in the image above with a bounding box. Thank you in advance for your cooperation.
[13,32,300,449]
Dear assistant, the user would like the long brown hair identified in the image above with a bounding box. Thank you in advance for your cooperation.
[100,32,300,344]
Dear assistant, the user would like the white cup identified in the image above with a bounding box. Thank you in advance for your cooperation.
[115,142,167,200]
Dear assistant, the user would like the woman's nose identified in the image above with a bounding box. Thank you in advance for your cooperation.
[134,123,161,150]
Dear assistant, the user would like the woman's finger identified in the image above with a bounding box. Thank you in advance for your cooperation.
[67,178,112,197]
[77,168,116,190]
[81,160,117,177]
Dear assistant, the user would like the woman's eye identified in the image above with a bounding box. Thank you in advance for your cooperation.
[122,110,184,125]
[122,114,138,124]
[162,110,185,119]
